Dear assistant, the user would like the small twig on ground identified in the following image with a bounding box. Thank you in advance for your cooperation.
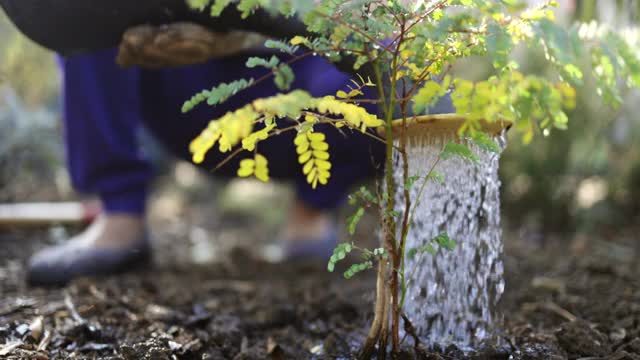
[37,330,52,352]
[64,292,85,324]
[543,302,578,322]
[523,301,578,322]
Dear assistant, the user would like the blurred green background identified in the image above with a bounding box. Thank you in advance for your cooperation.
[0,0,639,237]
[0,10,62,203]
[499,0,640,235]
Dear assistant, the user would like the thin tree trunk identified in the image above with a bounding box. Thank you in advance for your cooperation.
[378,284,391,359]
[390,252,401,354]
[359,260,388,359]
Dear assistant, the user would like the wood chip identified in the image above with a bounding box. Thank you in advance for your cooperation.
[267,337,286,360]
[64,292,85,323]
[29,316,44,341]
[0,341,23,356]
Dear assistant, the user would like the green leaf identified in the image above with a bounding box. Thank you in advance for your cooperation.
[471,132,501,153]
[327,261,335,272]
[424,244,438,255]
[372,248,385,256]
[274,64,295,91]
[347,207,365,235]
[407,233,456,260]
[236,0,262,18]
[433,232,456,251]
[407,243,436,259]
[441,142,479,163]
[405,174,421,190]
[349,186,377,205]
[487,23,512,70]
[246,55,280,69]
[186,0,211,11]
[327,243,353,272]
[210,0,231,16]
[343,260,373,279]
[428,171,445,184]
[182,78,254,113]
[265,39,299,55]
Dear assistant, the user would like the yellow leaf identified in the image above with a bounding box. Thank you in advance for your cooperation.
[237,159,255,177]
[307,132,326,142]
[239,159,255,169]
[192,152,205,164]
[311,141,329,151]
[290,36,307,45]
[255,167,269,182]
[296,142,310,154]
[298,151,312,164]
[306,168,317,184]
[348,89,363,97]
[318,169,330,178]
[315,159,332,170]
[303,159,315,175]
[294,133,308,146]
[313,150,330,160]
[336,90,348,99]
[253,154,269,182]
[255,154,268,167]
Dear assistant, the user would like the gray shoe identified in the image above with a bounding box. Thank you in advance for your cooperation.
[27,233,151,287]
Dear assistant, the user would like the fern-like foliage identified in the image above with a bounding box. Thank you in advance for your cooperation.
[295,131,331,189]
[182,78,254,113]
[189,90,382,186]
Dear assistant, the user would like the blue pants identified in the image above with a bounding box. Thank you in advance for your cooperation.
[61,49,386,214]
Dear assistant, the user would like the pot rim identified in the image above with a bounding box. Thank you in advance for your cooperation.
[378,114,512,138]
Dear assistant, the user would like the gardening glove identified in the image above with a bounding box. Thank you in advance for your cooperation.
[116,22,268,68]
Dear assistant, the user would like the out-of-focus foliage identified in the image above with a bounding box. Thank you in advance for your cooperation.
[500,0,640,233]
[0,86,63,201]
[0,10,64,200]
[0,11,59,107]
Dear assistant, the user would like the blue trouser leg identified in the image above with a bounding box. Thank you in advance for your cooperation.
[62,49,386,212]
[61,49,152,214]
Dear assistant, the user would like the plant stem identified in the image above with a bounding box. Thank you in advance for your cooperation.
[386,16,409,354]
[359,260,387,360]
[395,80,412,353]
[378,283,391,360]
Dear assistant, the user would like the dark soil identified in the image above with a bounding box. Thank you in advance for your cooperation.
[2,186,640,359]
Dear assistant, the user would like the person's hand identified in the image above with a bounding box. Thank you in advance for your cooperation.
[116,22,267,68]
